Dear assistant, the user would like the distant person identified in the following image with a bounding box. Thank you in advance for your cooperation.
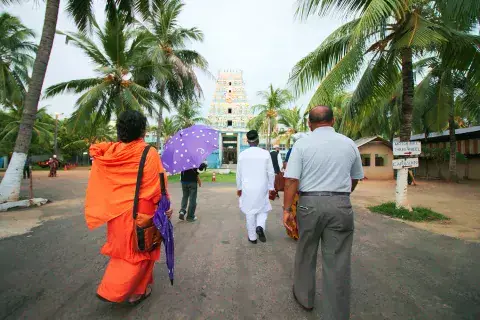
[283,106,363,318]
[85,110,172,305]
[48,157,57,177]
[236,130,275,244]
[270,145,282,174]
[179,163,207,222]
[23,156,31,179]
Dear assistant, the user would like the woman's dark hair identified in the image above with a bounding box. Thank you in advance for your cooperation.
[198,163,207,171]
[116,110,147,143]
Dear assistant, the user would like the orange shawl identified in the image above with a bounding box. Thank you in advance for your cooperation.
[85,139,164,230]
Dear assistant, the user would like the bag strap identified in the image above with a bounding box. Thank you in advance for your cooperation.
[133,145,151,220]
[160,172,167,196]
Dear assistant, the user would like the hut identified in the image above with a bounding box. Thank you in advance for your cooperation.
[355,136,394,180]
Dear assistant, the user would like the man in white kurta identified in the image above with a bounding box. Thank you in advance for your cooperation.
[236,130,275,243]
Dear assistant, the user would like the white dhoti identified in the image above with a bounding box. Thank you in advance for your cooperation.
[236,146,275,242]
[246,212,268,241]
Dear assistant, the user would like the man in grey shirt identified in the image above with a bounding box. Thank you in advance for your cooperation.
[283,106,363,319]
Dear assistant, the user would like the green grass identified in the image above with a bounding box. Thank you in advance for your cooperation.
[369,202,450,222]
[168,171,236,183]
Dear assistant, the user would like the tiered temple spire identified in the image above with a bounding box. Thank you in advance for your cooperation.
[207,70,252,130]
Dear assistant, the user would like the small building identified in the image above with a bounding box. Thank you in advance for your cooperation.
[410,126,480,180]
[355,136,394,180]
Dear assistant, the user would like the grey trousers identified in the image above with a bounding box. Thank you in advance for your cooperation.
[293,194,354,320]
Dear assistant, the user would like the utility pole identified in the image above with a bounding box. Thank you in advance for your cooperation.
[53,113,64,155]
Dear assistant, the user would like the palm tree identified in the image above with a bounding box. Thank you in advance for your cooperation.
[161,117,179,143]
[290,0,479,208]
[247,84,293,150]
[43,9,169,128]
[61,116,116,150]
[139,0,209,150]
[172,100,208,129]
[0,105,53,146]
[0,13,36,108]
[0,0,144,202]
[277,107,306,148]
[414,57,480,182]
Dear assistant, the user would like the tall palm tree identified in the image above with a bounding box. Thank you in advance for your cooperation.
[248,84,293,150]
[277,107,306,148]
[0,0,145,202]
[0,13,36,107]
[172,100,208,129]
[414,57,480,182]
[290,0,479,208]
[139,0,209,150]
[43,9,169,127]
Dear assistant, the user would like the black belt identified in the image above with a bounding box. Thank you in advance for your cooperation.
[299,191,350,196]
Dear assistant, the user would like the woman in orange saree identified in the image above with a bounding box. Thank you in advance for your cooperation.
[85,110,171,305]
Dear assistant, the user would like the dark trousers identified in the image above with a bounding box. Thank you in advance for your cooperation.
[23,166,30,179]
[181,182,198,219]
[293,194,354,319]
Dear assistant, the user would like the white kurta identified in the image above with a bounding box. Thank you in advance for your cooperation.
[236,147,275,215]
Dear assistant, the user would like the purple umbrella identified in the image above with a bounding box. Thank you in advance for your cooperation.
[153,173,174,285]
[162,125,219,174]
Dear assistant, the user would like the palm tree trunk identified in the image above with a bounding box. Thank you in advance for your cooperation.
[0,0,60,203]
[267,117,272,151]
[156,107,163,151]
[395,47,415,210]
[448,104,458,182]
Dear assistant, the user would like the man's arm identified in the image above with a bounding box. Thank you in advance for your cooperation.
[350,144,364,192]
[351,179,359,192]
[236,157,242,196]
[267,156,275,191]
[196,174,202,187]
[283,178,299,210]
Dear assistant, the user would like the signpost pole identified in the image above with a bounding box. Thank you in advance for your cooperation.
[392,141,422,211]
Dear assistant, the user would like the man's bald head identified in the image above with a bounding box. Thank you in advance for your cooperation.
[309,106,334,123]
[308,106,334,129]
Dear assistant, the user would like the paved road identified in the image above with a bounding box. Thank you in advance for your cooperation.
[0,171,479,319]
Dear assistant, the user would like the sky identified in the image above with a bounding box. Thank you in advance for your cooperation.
[6,0,345,121]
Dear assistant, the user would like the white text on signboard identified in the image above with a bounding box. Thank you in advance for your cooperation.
[393,141,421,156]
[392,158,419,169]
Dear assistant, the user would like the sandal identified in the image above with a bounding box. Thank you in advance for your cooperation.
[128,286,152,306]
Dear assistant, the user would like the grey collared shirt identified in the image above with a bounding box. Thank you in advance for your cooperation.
[284,127,364,193]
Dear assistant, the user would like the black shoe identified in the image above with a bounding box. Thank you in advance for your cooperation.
[178,210,185,220]
[292,287,313,311]
[248,238,257,244]
[256,226,267,243]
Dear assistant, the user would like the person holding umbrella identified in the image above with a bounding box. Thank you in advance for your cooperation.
[179,162,207,222]
[162,124,220,221]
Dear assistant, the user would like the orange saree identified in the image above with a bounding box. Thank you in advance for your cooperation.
[85,139,167,303]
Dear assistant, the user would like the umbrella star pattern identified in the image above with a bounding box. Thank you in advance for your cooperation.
[162,125,220,174]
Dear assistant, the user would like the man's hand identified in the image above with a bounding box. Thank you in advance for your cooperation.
[165,208,173,219]
[283,209,294,232]
[237,190,242,197]
[198,180,202,187]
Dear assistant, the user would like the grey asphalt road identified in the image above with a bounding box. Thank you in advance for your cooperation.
[0,171,479,320]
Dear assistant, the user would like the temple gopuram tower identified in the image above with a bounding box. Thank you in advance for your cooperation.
[205,69,254,169]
